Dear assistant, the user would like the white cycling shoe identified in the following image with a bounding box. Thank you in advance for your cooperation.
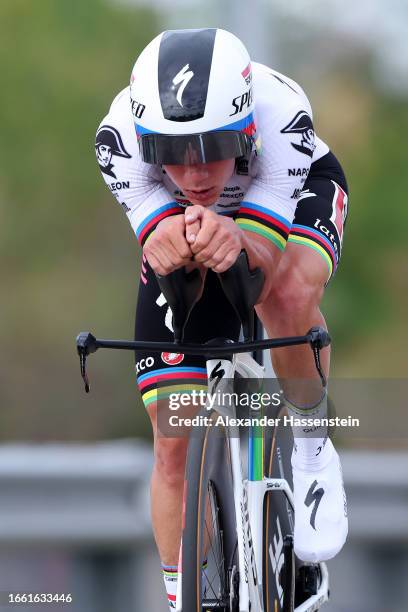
[292,438,348,563]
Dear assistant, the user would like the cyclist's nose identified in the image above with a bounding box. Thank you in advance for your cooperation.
[184,163,210,183]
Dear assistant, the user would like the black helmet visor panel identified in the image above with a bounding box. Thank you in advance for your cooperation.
[138,131,252,165]
[158,29,216,122]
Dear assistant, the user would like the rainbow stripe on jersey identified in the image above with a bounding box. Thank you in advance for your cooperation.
[235,201,291,251]
[288,224,337,280]
[135,202,184,246]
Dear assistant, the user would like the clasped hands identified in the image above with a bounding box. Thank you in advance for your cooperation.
[144,205,242,275]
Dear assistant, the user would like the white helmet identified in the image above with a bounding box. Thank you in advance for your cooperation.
[129,28,258,165]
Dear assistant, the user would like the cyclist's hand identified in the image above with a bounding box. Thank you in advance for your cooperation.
[185,205,242,272]
[185,207,201,245]
[143,215,192,275]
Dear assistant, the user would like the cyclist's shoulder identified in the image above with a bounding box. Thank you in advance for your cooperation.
[95,85,145,178]
[96,86,135,140]
[253,62,313,122]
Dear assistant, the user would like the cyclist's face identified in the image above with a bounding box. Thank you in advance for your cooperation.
[163,158,235,206]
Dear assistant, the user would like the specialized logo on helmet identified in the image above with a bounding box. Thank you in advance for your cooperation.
[280,111,316,158]
[95,125,131,178]
[161,352,184,366]
[172,64,194,107]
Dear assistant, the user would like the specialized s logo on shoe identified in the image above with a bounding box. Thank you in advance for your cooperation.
[280,111,316,158]
[304,480,325,530]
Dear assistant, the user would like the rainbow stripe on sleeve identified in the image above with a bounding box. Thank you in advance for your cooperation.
[288,224,337,280]
[235,201,291,251]
[135,202,184,246]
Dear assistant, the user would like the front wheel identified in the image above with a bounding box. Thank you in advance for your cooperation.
[181,410,239,612]
[263,404,295,611]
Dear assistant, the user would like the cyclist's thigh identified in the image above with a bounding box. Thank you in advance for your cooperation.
[287,150,349,285]
[135,255,242,418]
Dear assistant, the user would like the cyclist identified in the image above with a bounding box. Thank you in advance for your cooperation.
[95,28,348,610]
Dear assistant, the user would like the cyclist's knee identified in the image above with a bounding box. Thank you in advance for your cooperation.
[276,273,322,316]
[260,266,324,324]
[154,436,188,487]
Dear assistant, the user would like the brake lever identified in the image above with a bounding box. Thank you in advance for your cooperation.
[76,332,98,393]
[307,326,331,387]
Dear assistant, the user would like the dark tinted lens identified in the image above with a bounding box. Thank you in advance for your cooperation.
[139,131,251,165]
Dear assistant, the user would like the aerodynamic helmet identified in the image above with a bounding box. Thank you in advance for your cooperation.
[129,28,259,165]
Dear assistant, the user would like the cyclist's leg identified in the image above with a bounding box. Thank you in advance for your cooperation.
[259,243,331,398]
[135,257,241,604]
[257,153,348,405]
[256,161,349,562]
[257,241,331,466]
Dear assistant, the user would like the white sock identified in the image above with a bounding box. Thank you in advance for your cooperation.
[285,390,332,470]
[162,563,178,611]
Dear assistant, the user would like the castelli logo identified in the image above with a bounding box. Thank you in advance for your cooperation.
[161,352,184,366]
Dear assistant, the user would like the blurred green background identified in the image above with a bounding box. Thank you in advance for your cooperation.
[1,0,407,442]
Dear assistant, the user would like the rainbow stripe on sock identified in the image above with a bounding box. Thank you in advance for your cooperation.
[162,563,178,609]
[162,563,178,579]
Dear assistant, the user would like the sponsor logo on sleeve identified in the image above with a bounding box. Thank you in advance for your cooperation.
[119,201,131,213]
[329,181,348,245]
[290,187,302,200]
[288,168,309,178]
[95,125,131,179]
[280,111,316,158]
[314,219,339,258]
